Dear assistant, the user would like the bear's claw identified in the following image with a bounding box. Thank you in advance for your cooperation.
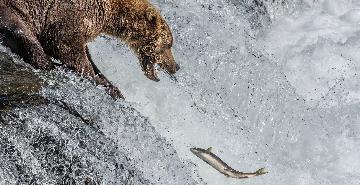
[106,85,124,100]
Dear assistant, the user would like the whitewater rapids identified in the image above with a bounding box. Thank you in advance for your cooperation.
[89,0,360,184]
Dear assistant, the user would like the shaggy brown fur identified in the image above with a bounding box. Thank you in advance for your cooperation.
[0,0,179,99]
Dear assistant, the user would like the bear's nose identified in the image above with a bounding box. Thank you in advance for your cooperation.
[175,63,180,71]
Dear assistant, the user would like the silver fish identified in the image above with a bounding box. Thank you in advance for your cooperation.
[190,147,268,179]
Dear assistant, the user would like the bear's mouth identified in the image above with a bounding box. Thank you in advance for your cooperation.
[144,62,160,82]
[143,62,179,82]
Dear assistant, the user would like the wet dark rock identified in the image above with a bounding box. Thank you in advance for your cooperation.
[0,52,42,95]
[0,52,46,110]
[0,52,150,184]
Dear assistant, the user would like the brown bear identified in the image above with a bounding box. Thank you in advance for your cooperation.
[0,0,179,99]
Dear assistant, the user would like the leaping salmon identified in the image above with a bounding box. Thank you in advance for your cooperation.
[190,147,268,179]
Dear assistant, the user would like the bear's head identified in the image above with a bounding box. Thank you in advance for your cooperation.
[115,6,179,81]
[137,24,179,81]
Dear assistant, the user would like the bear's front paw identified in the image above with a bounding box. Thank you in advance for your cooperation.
[106,85,124,100]
[32,55,55,70]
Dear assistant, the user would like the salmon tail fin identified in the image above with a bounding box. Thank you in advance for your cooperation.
[255,168,268,176]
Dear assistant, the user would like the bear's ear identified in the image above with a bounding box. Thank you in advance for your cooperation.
[145,7,158,27]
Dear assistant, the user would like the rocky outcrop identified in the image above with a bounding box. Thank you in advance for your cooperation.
[0,52,199,185]
[0,52,144,184]
[0,52,47,110]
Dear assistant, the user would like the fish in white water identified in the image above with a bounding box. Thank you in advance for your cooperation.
[190,147,268,179]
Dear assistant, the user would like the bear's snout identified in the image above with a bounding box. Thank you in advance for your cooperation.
[162,60,178,74]
[160,48,178,74]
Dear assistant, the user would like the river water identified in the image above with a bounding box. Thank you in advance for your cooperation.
[89,0,360,184]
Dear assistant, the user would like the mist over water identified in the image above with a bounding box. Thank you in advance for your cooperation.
[89,0,360,184]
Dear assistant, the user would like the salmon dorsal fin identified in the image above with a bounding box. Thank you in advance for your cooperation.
[206,147,212,153]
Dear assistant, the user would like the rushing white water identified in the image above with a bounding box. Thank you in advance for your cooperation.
[87,0,360,184]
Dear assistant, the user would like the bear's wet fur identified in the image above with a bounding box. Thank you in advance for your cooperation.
[0,0,178,99]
